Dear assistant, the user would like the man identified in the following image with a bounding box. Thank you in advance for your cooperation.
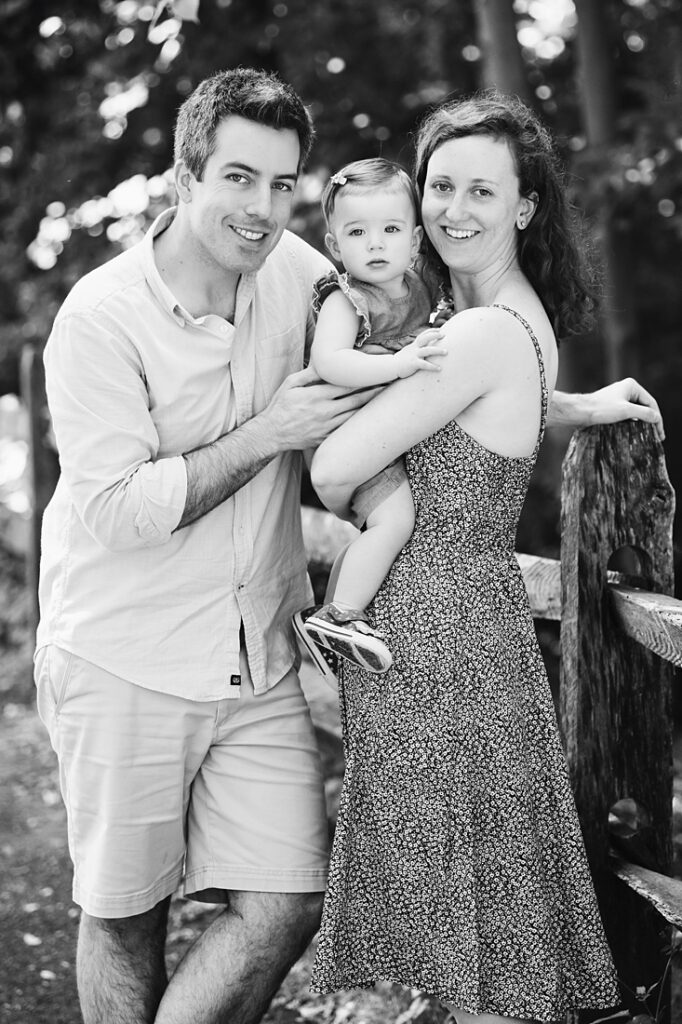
[36,67,663,1024]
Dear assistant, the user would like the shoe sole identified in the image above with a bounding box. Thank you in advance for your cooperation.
[304,616,392,675]
[293,612,339,689]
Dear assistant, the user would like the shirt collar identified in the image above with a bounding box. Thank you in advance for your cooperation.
[141,206,259,329]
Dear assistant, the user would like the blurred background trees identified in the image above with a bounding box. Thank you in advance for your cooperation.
[1,0,681,569]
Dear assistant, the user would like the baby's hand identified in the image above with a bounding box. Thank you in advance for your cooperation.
[393,328,447,379]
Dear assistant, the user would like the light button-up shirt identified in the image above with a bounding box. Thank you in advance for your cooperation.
[37,208,331,699]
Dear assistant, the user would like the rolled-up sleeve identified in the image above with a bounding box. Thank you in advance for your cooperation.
[44,310,187,552]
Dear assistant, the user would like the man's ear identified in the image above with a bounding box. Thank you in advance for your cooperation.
[325,231,342,262]
[174,160,195,205]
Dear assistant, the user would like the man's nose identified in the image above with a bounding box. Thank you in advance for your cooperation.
[245,184,272,220]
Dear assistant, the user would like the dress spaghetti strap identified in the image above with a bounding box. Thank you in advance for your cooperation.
[492,302,549,456]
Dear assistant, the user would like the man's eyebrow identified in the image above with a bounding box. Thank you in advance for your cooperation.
[218,161,298,180]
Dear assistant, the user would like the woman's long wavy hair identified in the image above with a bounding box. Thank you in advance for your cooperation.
[413,91,598,340]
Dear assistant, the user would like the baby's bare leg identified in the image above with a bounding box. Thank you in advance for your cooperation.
[332,480,414,612]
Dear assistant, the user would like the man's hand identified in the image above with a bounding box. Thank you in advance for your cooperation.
[258,366,380,450]
[585,378,664,441]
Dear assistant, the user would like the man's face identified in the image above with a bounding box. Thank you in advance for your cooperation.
[179,115,301,276]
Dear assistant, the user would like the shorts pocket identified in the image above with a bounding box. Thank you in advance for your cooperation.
[36,646,75,724]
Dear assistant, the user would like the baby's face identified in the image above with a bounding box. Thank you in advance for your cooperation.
[326,188,421,287]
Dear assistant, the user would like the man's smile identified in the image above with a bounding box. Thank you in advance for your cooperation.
[231,225,267,241]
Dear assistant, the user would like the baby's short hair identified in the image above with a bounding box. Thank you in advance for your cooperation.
[321,158,419,229]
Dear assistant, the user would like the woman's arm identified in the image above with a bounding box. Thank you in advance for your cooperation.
[310,309,497,519]
[312,289,445,387]
[548,378,664,440]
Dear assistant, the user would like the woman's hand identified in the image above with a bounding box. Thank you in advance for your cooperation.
[548,378,664,441]
[587,378,664,441]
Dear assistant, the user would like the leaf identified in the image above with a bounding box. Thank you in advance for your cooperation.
[170,0,200,22]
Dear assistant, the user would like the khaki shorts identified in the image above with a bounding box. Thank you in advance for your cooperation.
[35,645,329,919]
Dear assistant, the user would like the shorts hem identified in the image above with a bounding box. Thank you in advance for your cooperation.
[184,865,328,897]
[73,866,182,919]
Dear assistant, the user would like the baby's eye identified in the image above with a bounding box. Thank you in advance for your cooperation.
[349,228,364,236]
[385,225,400,233]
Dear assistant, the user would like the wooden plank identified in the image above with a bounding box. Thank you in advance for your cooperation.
[516,554,628,624]
[610,856,682,929]
[559,421,676,1014]
[515,553,561,620]
[609,583,682,669]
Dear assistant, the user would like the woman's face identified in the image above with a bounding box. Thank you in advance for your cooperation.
[420,134,536,278]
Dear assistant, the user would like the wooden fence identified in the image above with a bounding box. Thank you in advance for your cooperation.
[18,344,682,1022]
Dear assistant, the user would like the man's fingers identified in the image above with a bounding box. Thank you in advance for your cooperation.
[285,366,322,387]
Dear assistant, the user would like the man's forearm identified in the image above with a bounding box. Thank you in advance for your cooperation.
[177,413,281,530]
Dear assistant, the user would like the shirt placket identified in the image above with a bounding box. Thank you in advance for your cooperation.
[230,277,262,688]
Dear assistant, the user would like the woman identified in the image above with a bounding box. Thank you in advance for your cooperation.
[308,93,626,1023]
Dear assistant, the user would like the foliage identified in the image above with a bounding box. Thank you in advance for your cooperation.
[1,0,681,564]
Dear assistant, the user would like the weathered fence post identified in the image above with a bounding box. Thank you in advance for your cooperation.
[560,421,675,1021]
[19,344,59,646]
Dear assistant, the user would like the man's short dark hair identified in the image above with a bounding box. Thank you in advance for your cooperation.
[174,67,315,178]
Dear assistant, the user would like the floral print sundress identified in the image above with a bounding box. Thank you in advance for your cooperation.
[310,305,620,1021]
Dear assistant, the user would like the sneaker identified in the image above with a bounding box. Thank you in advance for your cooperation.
[293,607,339,688]
[295,603,393,676]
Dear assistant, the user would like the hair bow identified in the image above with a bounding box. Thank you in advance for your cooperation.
[330,172,348,186]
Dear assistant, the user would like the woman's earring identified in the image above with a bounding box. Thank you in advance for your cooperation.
[517,216,526,230]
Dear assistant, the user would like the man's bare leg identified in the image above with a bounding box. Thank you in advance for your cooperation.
[155,889,324,1024]
[77,897,171,1024]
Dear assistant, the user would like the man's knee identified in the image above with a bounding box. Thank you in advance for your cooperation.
[79,897,170,954]
[228,889,324,942]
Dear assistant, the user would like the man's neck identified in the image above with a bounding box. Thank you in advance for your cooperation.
[154,216,239,321]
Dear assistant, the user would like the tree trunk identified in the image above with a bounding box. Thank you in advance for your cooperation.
[471,0,532,102]
[573,0,637,380]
